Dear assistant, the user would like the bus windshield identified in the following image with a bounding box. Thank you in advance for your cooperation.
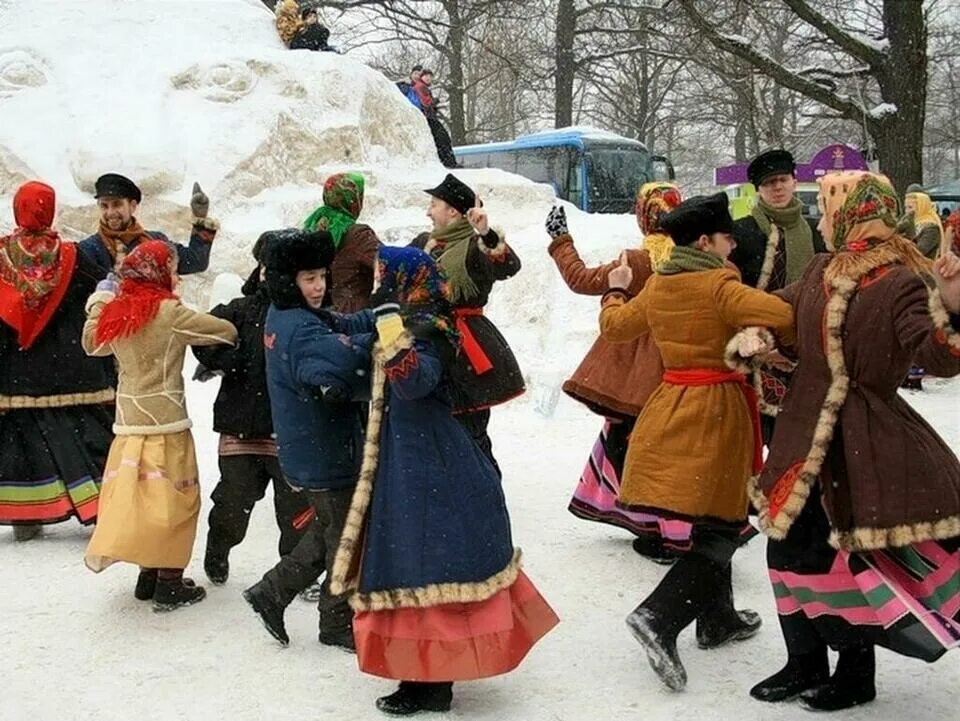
[586,144,653,213]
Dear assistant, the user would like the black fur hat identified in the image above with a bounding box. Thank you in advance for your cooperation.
[659,193,733,247]
[260,228,335,309]
[747,149,796,188]
[424,173,478,215]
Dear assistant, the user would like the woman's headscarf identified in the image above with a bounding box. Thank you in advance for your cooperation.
[374,245,459,347]
[635,182,682,269]
[818,171,930,283]
[95,240,177,346]
[303,172,365,249]
[906,191,944,235]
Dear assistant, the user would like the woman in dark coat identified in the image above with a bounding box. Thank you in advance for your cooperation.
[742,171,960,712]
[0,181,114,540]
[329,246,557,717]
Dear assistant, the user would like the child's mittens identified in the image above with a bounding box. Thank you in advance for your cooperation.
[374,303,404,349]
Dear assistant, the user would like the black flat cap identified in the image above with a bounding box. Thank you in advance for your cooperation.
[94,173,142,203]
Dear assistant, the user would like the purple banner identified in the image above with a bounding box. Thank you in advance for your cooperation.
[714,145,868,186]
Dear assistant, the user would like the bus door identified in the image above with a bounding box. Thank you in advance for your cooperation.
[651,155,675,181]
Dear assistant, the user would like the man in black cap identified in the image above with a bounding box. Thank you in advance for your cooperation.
[78,174,218,274]
[730,149,828,439]
[409,173,524,475]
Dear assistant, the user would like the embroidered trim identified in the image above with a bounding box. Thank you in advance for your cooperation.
[477,226,508,258]
[0,388,115,410]
[384,346,419,381]
[113,417,193,436]
[756,224,779,291]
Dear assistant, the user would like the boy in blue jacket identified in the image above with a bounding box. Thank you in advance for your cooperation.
[242,228,372,651]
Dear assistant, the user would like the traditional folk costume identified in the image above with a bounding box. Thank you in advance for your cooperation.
[546,184,696,560]
[411,174,525,474]
[0,182,114,539]
[748,172,960,712]
[82,241,237,611]
[601,194,795,692]
[330,246,557,716]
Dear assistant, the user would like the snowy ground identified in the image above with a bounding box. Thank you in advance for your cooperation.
[2,370,958,721]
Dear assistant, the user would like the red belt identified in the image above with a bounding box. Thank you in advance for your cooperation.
[662,368,763,474]
[453,307,493,375]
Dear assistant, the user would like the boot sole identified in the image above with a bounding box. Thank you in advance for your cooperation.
[626,613,687,691]
[375,699,452,716]
[242,590,290,647]
[152,589,207,613]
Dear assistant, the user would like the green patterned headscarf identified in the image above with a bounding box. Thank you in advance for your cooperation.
[303,172,365,249]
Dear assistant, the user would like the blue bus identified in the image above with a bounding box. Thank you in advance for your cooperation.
[454,128,675,214]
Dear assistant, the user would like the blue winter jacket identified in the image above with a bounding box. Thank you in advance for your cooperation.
[79,226,213,275]
[264,306,373,490]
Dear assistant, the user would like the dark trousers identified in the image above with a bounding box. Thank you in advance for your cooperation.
[206,454,309,559]
[455,408,501,477]
[426,116,458,168]
[638,524,741,635]
[259,487,355,634]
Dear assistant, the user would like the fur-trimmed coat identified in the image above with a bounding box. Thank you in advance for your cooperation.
[330,223,379,313]
[600,267,795,523]
[330,328,517,612]
[750,254,960,551]
[548,235,662,418]
[411,229,525,412]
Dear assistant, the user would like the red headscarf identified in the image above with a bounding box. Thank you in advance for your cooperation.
[0,181,77,349]
[95,240,177,346]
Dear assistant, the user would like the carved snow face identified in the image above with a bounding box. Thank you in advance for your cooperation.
[0,0,435,229]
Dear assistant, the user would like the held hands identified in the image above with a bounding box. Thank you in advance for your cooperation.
[607,251,633,290]
[545,205,569,239]
[190,182,210,219]
[96,273,119,295]
[465,196,489,236]
[933,252,960,313]
[734,327,775,359]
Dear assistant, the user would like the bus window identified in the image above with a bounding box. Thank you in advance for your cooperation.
[458,152,488,169]
[566,152,584,207]
[486,150,517,174]
[651,154,675,181]
[586,145,653,213]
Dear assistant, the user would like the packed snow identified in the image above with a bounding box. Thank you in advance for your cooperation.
[2,2,959,721]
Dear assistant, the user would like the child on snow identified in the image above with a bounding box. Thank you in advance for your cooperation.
[242,229,372,651]
[82,240,237,612]
[328,246,558,716]
[192,234,311,586]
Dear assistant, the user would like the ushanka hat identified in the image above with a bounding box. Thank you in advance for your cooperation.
[747,149,796,188]
[659,193,733,247]
[424,174,479,215]
[260,228,336,309]
[94,173,142,203]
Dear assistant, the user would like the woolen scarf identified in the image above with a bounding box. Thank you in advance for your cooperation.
[98,218,153,266]
[657,245,725,275]
[752,195,814,283]
[426,218,479,304]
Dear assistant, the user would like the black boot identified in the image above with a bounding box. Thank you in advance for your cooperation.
[135,569,158,601]
[319,626,356,653]
[243,581,290,646]
[625,606,686,691]
[375,682,453,716]
[204,549,229,585]
[696,564,761,649]
[152,576,206,613]
[799,644,876,712]
[751,649,830,702]
[632,536,680,565]
[13,524,42,542]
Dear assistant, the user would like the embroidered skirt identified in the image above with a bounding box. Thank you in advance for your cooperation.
[85,431,200,572]
[0,405,112,526]
[352,571,559,682]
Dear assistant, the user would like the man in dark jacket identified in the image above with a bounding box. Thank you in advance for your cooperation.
[192,233,310,586]
[79,174,217,274]
[243,228,372,652]
[731,150,828,441]
[289,7,331,51]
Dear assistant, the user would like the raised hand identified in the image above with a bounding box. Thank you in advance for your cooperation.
[607,251,633,290]
[933,252,960,313]
[465,195,489,235]
[190,182,210,219]
[545,205,569,239]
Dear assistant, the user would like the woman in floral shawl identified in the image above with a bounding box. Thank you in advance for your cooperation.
[329,245,557,716]
[744,171,960,711]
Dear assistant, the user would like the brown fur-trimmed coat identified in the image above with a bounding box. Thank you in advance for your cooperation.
[750,253,960,551]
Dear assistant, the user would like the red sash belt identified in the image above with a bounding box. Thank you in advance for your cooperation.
[662,368,763,474]
[452,307,493,375]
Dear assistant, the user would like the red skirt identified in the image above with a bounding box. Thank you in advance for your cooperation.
[352,571,559,682]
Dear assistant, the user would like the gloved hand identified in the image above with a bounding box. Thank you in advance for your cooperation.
[190,182,209,219]
[374,303,404,349]
[545,205,569,239]
[96,273,119,295]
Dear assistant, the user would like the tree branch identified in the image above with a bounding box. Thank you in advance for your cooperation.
[782,0,886,69]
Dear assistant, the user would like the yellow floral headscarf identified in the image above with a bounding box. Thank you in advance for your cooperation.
[905,191,944,235]
[635,182,682,269]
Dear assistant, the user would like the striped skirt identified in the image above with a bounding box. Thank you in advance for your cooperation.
[568,418,693,551]
[768,488,960,662]
[0,405,112,526]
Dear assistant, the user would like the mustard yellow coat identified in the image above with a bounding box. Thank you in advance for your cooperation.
[600,268,794,523]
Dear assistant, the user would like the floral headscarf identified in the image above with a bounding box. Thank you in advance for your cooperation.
[635,181,682,268]
[303,172,365,249]
[0,181,62,310]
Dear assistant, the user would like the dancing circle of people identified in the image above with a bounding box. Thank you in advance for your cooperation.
[2,147,960,715]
